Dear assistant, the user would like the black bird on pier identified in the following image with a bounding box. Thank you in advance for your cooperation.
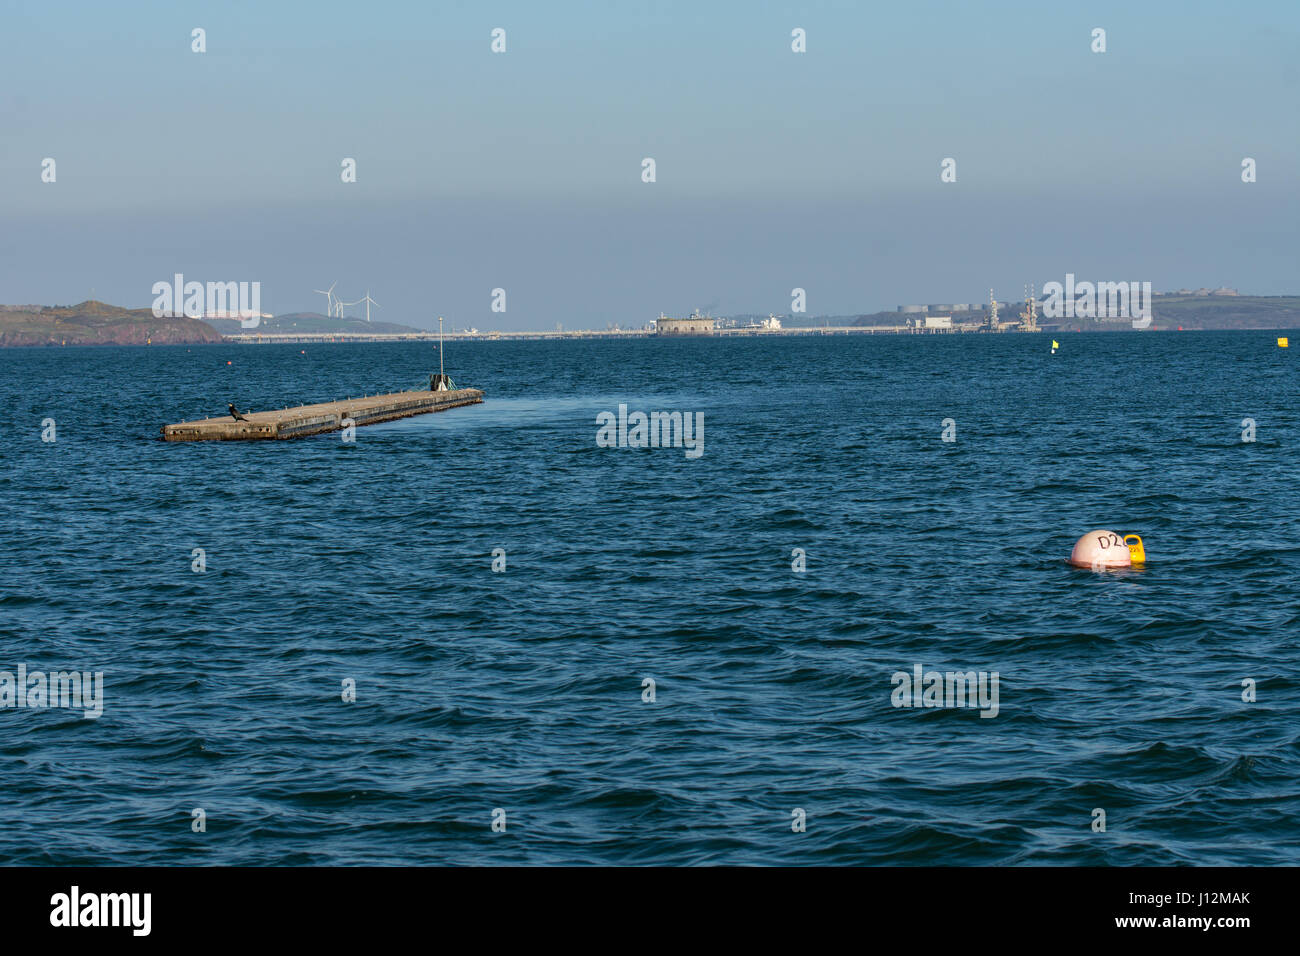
[228,403,249,422]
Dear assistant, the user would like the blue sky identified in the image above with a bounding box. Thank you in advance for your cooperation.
[2,0,1297,329]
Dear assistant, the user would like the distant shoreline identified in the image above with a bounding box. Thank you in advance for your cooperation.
[5,327,1299,349]
[5,295,1300,347]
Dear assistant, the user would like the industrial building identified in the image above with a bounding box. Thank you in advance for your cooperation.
[898,303,977,313]
[655,311,715,335]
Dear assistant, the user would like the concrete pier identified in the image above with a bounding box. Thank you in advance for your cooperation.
[161,387,483,441]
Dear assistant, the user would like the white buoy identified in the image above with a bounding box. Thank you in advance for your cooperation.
[1069,530,1132,569]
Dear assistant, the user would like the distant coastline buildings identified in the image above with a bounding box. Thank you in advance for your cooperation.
[654,310,715,335]
[893,287,1241,316]
[655,312,782,334]
[200,309,274,321]
[897,303,974,313]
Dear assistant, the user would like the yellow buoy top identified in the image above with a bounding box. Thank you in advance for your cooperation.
[1124,534,1146,563]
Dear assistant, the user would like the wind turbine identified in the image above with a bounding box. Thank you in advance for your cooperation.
[312,282,337,317]
[357,290,380,323]
[337,291,379,322]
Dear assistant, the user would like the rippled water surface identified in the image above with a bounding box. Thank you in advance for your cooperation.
[1,332,1297,865]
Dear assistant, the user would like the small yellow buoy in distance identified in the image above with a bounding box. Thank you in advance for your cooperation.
[1124,534,1146,564]
[1051,339,1059,354]
[1279,337,1289,348]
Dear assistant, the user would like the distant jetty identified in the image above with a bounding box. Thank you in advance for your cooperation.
[161,387,483,441]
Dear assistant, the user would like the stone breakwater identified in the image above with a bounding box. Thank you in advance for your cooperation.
[161,388,484,441]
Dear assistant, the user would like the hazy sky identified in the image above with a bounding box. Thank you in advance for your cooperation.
[2,0,1297,329]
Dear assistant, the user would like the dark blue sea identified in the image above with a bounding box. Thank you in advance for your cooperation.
[2,332,1297,865]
